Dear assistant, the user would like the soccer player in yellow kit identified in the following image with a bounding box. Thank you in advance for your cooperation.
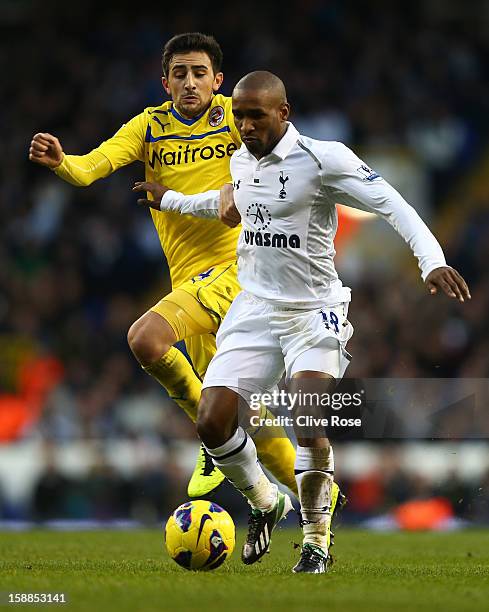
[29,32,300,498]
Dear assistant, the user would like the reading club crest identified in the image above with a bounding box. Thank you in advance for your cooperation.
[209,106,224,127]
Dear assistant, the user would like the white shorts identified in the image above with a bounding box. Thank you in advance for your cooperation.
[202,291,354,397]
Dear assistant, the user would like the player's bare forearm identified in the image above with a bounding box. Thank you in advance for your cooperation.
[425,266,471,302]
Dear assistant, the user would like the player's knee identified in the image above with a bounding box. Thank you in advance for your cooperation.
[127,314,174,366]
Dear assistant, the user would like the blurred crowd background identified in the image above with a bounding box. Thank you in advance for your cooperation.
[1,0,488,526]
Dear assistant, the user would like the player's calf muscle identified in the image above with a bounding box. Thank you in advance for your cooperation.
[197,388,238,448]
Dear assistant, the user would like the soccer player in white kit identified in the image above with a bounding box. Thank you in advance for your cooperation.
[136,71,471,573]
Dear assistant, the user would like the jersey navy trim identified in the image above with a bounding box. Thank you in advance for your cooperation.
[145,125,231,142]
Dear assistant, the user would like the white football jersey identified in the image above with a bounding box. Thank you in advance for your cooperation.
[160,123,446,307]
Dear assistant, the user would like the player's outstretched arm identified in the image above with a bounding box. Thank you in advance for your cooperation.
[425,266,471,302]
[29,133,64,169]
[322,143,471,301]
[29,131,113,186]
[133,181,220,218]
[29,114,145,186]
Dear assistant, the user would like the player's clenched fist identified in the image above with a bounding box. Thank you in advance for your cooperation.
[219,183,241,228]
[29,133,64,168]
[425,266,471,302]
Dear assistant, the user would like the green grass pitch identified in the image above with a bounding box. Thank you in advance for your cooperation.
[1,528,489,612]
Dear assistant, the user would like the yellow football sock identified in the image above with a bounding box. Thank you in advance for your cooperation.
[143,347,201,423]
[254,435,298,496]
[248,405,298,496]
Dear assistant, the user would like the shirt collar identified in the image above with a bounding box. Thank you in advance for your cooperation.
[170,102,209,126]
[236,122,299,160]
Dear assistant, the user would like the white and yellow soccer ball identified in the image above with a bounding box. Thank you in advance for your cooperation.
[165,500,235,570]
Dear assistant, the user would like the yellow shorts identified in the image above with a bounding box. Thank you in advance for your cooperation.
[151,261,241,379]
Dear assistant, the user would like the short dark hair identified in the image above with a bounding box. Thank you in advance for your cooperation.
[162,32,223,77]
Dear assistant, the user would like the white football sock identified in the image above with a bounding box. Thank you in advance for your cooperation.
[205,427,277,512]
[295,445,334,553]
[295,444,334,472]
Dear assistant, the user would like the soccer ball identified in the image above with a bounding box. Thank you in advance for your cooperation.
[165,500,235,570]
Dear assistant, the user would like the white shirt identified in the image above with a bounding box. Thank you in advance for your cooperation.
[160,123,446,307]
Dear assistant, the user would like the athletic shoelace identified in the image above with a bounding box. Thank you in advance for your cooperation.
[201,448,216,476]
[297,544,327,570]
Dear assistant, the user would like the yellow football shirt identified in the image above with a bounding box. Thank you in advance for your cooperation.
[56,94,241,288]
